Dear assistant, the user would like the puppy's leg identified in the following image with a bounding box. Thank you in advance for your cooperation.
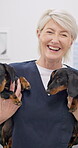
[9,93,22,106]
[19,77,31,90]
[1,90,22,106]
[67,96,78,112]
[68,122,78,147]
[2,119,12,148]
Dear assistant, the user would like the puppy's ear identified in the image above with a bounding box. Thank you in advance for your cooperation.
[3,64,16,82]
[47,70,57,87]
[52,70,57,78]
[68,73,78,97]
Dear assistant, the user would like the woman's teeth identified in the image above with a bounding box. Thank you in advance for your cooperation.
[48,46,60,51]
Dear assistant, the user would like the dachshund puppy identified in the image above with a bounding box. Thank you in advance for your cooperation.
[0,63,31,148]
[47,66,78,147]
[47,66,78,112]
[0,63,31,105]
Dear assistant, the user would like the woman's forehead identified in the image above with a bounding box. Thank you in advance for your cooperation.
[42,19,70,33]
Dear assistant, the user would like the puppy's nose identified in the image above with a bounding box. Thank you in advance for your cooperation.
[46,89,50,94]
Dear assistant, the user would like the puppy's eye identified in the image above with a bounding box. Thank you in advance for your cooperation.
[56,79,60,82]
[56,78,61,82]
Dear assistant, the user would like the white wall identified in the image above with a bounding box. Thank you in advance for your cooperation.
[0,0,78,63]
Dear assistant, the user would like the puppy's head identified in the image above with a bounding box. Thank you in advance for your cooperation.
[0,63,16,92]
[0,64,6,82]
[47,68,68,95]
[3,63,16,83]
[0,64,7,92]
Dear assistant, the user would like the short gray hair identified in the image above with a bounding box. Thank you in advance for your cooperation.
[37,9,78,63]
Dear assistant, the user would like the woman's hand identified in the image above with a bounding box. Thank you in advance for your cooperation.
[0,79,22,124]
[67,96,78,120]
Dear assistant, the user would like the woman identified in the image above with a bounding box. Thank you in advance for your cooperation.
[0,9,78,148]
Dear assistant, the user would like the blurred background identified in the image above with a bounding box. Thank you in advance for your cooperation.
[0,0,78,69]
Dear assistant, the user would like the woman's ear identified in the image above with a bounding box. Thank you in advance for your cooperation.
[70,37,74,46]
[36,29,41,38]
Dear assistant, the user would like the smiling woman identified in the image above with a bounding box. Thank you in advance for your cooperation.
[36,10,78,68]
[37,19,73,68]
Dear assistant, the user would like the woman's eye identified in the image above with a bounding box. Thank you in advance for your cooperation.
[46,31,53,34]
[61,34,68,37]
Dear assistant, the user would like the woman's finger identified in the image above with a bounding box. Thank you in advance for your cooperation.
[67,96,78,120]
[15,79,22,101]
[10,81,15,92]
[67,96,73,108]
[0,98,21,124]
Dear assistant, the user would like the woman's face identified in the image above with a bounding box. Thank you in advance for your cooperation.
[37,19,73,62]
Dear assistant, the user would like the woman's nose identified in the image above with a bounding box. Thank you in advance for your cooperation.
[51,35,60,43]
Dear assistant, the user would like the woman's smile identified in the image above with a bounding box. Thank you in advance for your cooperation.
[47,45,61,51]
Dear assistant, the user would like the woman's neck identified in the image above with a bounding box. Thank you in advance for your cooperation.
[36,57,62,70]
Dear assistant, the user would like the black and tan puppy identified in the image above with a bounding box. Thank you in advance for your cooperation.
[0,63,31,105]
[47,66,78,147]
[0,63,31,148]
[47,66,78,112]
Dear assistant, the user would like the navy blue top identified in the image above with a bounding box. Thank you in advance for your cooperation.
[11,60,75,148]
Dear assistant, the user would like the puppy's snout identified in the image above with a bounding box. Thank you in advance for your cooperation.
[46,89,50,94]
